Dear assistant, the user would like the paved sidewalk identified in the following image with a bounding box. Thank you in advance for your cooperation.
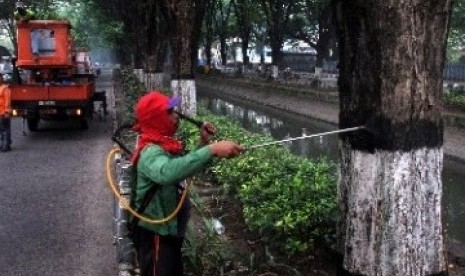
[200,79,465,163]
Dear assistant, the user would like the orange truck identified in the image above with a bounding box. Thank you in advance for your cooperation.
[10,20,99,130]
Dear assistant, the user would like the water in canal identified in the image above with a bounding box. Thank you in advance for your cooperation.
[197,89,465,244]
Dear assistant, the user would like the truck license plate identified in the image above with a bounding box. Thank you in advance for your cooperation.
[41,109,57,115]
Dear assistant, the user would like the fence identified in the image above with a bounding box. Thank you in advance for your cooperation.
[444,63,465,82]
[222,56,464,84]
[282,52,316,72]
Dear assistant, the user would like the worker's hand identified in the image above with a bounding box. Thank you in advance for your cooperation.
[199,122,216,145]
[209,141,244,158]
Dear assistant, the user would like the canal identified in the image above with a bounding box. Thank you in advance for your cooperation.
[198,88,465,244]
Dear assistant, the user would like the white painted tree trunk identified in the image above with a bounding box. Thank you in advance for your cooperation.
[271,65,279,79]
[133,69,144,83]
[171,79,197,116]
[144,73,164,91]
[338,143,446,275]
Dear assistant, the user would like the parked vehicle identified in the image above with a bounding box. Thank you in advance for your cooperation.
[9,19,103,130]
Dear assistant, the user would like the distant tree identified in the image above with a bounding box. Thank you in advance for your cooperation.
[87,0,168,71]
[0,0,60,55]
[0,0,17,53]
[259,0,296,67]
[59,1,123,50]
[144,1,169,74]
[448,0,465,61]
[88,0,131,64]
[203,0,217,66]
[288,0,337,68]
[214,0,233,66]
[232,0,255,66]
[334,0,452,275]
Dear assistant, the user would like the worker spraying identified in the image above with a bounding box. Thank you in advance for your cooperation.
[128,91,242,276]
[107,92,369,275]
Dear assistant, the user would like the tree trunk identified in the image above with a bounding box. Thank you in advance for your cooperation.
[220,37,228,66]
[233,0,252,66]
[204,0,215,66]
[164,0,206,116]
[315,4,335,68]
[215,0,232,67]
[334,0,452,275]
[241,38,250,65]
[145,0,167,78]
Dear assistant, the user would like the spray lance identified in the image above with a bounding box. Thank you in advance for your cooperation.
[245,126,366,150]
[173,112,370,150]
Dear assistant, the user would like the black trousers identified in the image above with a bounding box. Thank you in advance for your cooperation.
[0,116,11,150]
[132,226,184,276]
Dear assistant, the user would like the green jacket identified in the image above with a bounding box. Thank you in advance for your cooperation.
[133,144,213,236]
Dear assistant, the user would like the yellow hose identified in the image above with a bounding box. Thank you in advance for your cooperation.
[106,147,189,224]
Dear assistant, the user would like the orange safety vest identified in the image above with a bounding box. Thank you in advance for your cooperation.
[0,84,11,115]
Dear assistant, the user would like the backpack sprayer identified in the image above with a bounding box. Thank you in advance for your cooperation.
[107,112,216,236]
[107,118,193,275]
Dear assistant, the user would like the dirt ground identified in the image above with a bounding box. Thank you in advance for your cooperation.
[188,180,340,276]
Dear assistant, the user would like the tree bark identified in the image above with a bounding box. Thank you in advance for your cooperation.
[315,3,336,68]
[145,0,168,76]
[233,0,252,66]
[215,0,232,66]
[334,0,452,275]
[204,0,216,66]
[163,0,206,116]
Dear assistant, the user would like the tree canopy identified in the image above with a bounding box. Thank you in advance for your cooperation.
[1,0,464,66]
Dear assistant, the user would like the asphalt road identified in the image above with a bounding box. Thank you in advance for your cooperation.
[0,69,118,275]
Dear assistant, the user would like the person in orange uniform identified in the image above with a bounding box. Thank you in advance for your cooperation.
[0,74,12,152]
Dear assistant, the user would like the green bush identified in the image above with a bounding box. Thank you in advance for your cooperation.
[113,68,147,121]
[444,88,465,109]
[180,110,337,255]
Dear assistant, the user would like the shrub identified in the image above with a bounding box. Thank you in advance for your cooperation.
[180,110,337,255]
[444,88,465,109]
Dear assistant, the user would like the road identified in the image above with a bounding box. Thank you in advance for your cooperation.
[0,69,118,275]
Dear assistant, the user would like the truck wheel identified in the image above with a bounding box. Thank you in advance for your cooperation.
[27,118,39,131]
[80,118,89,130]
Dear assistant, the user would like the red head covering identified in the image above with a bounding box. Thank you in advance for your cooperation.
[131,92,183,164]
